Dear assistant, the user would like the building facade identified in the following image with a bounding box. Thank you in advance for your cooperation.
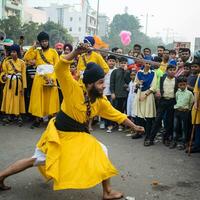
[0,0,23,19]
[42,0,97,44]
[98,14,109,37]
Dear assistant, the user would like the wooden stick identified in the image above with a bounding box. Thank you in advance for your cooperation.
[90,48,161,67]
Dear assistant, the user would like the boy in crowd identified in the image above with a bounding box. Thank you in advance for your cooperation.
[101,55,117,133]
[110,57,130,131]
[183,63,191,78]
[170,76,194,150]
[187,62,200,92]
[149,64,177,146]
[169,49,177,66]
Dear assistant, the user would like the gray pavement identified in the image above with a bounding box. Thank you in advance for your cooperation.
[0,123,200,200]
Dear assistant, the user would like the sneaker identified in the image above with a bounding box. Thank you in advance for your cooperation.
[17,117,23,127]
[106,129,112,133]
[118,125,123,132]
[177,144,185,150]
[131,133,142,139]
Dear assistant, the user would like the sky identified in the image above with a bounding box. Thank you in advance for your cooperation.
[27,0,200,50]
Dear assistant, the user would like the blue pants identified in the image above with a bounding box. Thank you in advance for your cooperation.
[173,110,190,144]
[194,125,200,148]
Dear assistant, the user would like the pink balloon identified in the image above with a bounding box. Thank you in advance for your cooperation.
[119,31,132,46]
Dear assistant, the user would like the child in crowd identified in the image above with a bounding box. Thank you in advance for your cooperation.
[133,61,157,145]
[187,62,200,92]
[110,57,130,131]
[183,63,191,78]
[101,55,117,133]
[170,76,194,150]
[150,64,177,146]
[126,70,137,122]
[169,49,177,66]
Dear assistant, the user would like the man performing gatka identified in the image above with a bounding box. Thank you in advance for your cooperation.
[0,43,144,200]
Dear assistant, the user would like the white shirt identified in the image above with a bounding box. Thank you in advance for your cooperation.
[163,77,175,98]
[103,68,116,96]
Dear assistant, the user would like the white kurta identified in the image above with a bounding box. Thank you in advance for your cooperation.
[127,81,136,117]
[133,69,157,118]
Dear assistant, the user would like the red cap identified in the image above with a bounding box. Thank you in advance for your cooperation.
[55,42,64,49]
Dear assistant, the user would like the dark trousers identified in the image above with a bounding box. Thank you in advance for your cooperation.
[135,117,154,140]
[173,110,190,144]
[25,77,33,113]
[113,97,127,113]
[194,125,200,148]
[150,98,175,141]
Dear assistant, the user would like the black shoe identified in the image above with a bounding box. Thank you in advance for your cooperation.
[2,117,10,126]
[30,121,40,129]
[169,141,176,149]
[144,140,154,146]
[164,139,171,147]
[131,133,142,139]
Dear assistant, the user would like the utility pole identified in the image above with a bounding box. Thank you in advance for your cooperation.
[145,13,148,35]
[141,13,154,36]
[96,0,100,35]
[163,28,173,44]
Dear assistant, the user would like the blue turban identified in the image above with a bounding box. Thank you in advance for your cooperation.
[168,59,177,66]
[83,36,95,47]
[83,62,104,84]
[10,44,21,56]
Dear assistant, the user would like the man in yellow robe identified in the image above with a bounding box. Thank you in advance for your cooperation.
[24,32,60,128]
[77,36,109,79]
[1,44,26,126]
[0,44,144,199]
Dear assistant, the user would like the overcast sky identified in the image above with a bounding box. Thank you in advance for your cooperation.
[27,0,200,49]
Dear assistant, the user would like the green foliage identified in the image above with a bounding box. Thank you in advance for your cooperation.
[0,17,73,46]
[39,21,73,46]
[0,16,22,42]
[108,13,164,53]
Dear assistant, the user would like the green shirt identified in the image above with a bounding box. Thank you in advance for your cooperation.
[174,88,194,110]
[155,68,164,91]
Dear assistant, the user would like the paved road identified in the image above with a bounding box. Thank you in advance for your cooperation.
[0,122,200,200]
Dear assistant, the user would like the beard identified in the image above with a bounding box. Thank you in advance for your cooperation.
[41,44,49,50]
[88,85,103,103]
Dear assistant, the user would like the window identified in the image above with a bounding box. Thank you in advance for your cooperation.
[78,27,81,32]
[79,17,81,21]
[69,27,72,32]
[70,17,73,21]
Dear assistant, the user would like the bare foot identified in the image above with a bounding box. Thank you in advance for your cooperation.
[0,180,11,191]
[103,190,123,200]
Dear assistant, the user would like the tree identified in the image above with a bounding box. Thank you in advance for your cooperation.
[21,21,41,45]
[108,13,164,53]
[0,16,22,42]
[0,17,73,46]
[39,21,73,47]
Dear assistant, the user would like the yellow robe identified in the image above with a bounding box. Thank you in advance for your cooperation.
[36,57,127,190]
[24,47,60,117]
[192,75,200,124]
[77,51,109,78]
[1,58,26,115]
